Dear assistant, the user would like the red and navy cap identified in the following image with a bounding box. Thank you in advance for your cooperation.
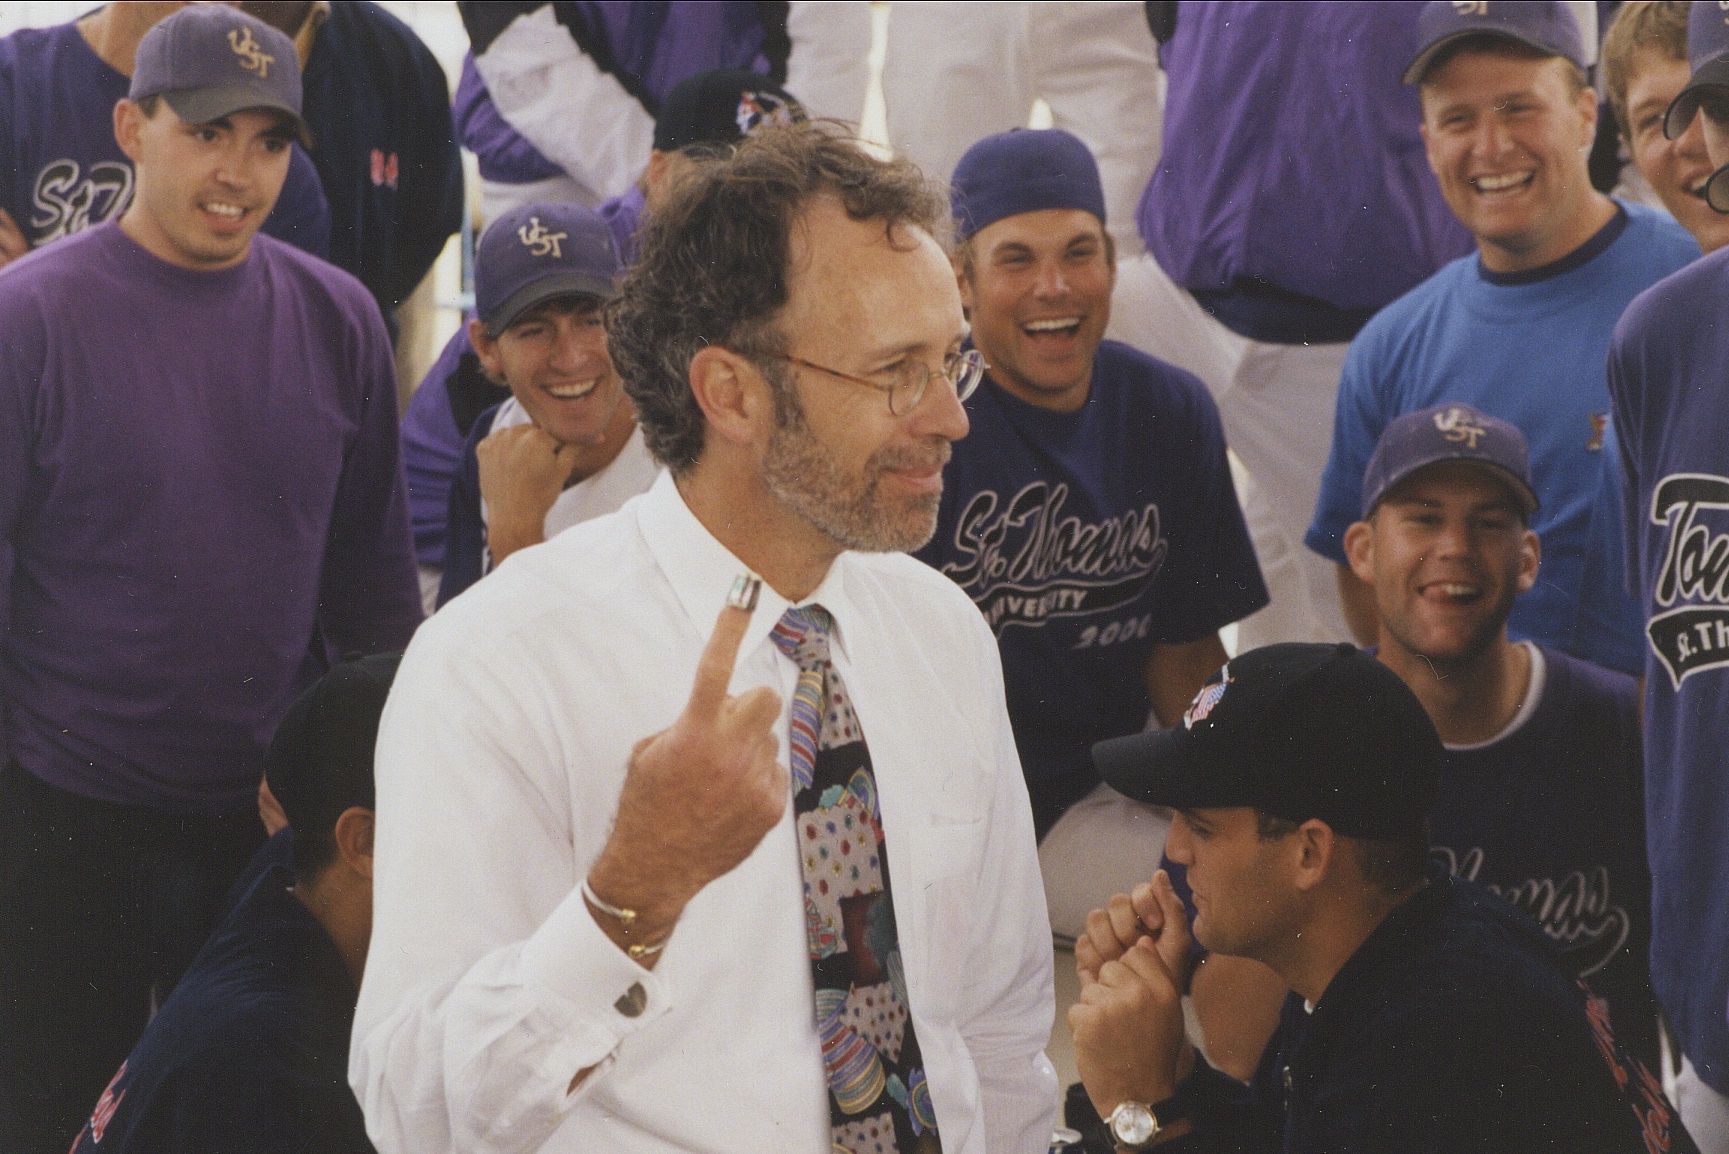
[1403,0,1586,85]
[1093,643,1442,841]
[130,6,309,146]
[652,69,805,156]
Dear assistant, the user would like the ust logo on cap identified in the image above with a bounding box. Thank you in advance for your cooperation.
[228,26,274,78]
[1434,405,1487,449]
[1183,674,1231,729]
[1453,1,1489,14]
[736,90,797,137]
[517,216,567,258]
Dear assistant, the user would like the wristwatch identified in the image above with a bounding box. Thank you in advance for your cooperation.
[1106,1090,1187,1151]
[1105,1101,1159,1149]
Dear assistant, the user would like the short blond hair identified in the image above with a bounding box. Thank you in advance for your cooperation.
[1602,1,1690,138]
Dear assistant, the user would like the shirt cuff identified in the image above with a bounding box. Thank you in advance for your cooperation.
[519,882,675,1040]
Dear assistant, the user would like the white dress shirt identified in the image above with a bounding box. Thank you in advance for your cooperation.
[352,471,1057,1153]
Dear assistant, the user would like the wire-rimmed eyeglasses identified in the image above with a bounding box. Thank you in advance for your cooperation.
[761,348,988,415]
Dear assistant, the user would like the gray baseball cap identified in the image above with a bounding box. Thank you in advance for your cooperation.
[475,202,622,335]
[130,6,309,146]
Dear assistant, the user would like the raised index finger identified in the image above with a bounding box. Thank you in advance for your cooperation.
[686,576,761,719]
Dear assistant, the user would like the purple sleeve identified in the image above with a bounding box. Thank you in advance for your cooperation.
[317,298,423,655]
[401,328,474,567]
[453,53,564,184]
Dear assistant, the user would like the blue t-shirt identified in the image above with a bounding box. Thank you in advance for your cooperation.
[1607,245,1729,1095]
[0,20,331,260]
[1306,203,1699,674]
[69,862,373,1154]
[916,341,1267,834]
[1429,645,1656,1070]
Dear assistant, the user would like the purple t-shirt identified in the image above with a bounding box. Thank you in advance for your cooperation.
[1608,245,1729,1094]
[0,20,330,259]
[916,341,1267,834]
[1141,1,1471,336]
[0,223,421,813]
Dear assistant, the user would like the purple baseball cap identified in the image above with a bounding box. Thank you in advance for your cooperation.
[1403,0,1586,85]
[475,202,621,335]
[1360,402,1539,519]
[130,6,309,145]
[950,128,1106,242]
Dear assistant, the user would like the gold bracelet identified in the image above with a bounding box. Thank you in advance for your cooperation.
[582,879,667,959]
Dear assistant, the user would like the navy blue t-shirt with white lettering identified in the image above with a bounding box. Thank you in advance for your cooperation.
[1608,245,1729,1095]
[1429,644,1656,1070]
[916,340,1267,835]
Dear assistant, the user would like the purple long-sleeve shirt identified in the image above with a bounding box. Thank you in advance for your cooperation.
[1141,1,1472,339]
[0,223,422,813]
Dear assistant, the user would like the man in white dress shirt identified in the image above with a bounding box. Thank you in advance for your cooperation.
[351,121,1058,1153]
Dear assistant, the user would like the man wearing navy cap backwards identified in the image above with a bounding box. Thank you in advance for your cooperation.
[1305,0,1699,678]
[0,8,420,1151]
[436,201,658,607]
[917,128,1266,943]
[1066,643,1690,1152]
[1603,4,1729,1147]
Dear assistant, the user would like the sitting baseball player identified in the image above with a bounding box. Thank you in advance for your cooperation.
[67,654,399,1154]
[1068,643,1690,1153]
[436,201,657,607]
[915,127,1267,940]
[403,69,804,610]
[1188,403,1657,1085]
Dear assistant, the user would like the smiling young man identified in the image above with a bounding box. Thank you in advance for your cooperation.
[1603,1,1729,252]
[1600,5,1729,1147]
[1305,0,1699,679]
[1191,404,1656,1093]
[436,201,656,606]
[1065,643,1687,1153]
[916,129,1266,942]
[354,122,1057,1153]
[0,9,420,1152]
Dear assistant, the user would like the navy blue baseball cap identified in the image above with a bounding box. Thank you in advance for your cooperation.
[1360,402,1539,519]
[951,128,1106,242]
[130,6,309,145]
[653,69,805,155]
[1404,0,1586,85]
[475,202,621,336]
[1093,643,1442,841]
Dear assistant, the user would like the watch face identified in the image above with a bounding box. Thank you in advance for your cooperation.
[1109,1102,1158,1147]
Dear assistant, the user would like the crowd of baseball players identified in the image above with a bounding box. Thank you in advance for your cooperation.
[3,1,1729,1152]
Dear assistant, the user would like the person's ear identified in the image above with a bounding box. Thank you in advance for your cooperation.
[114,99,146,165]
[1343,519,1377,587]
[688,346,773,448]
[1290,819,1336,893]
[1515,525,1540,595]
[333,806,374,880]
[468,317,506,384]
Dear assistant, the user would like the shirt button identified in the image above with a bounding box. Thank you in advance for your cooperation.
[614,982,647,1018]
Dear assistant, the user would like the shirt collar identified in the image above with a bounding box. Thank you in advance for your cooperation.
[635,471,861,664]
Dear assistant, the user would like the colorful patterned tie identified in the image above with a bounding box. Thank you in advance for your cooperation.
[770,605,941,1154]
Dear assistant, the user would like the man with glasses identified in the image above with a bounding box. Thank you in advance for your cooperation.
[354,121,1058,1152]
[918,128,1266,941]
